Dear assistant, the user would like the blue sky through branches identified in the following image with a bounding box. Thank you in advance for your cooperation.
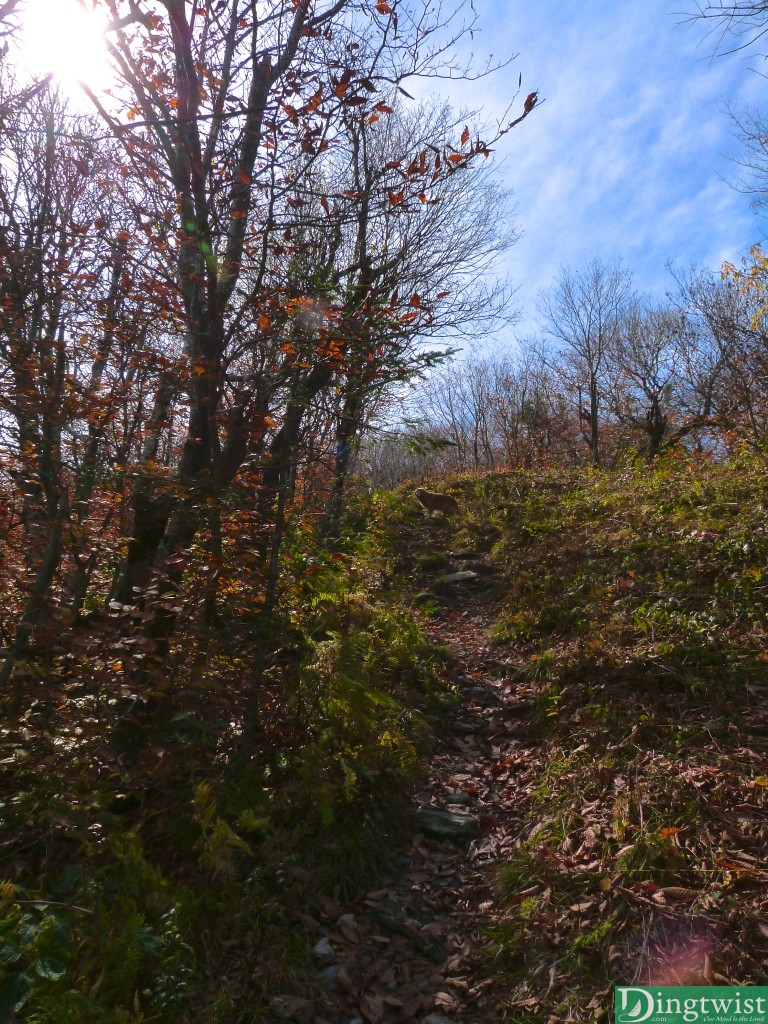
[15,0,768,345]
[436,0,768,340]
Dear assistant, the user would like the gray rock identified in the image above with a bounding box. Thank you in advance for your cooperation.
[445,790,471,805]
[468,686,503,707]
[312,937,335,958]
[338,913,358,930]
[415,805,480,840]
[437,697,459,713]
[449,719,480,735]
[440,571,478,584]
[317,964,341,991]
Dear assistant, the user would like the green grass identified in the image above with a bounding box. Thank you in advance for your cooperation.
[377,454,768,1021]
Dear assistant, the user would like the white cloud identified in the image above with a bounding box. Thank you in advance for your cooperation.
[418,0,766,343]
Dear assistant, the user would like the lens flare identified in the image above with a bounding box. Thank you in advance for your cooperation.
[20,0,111,94]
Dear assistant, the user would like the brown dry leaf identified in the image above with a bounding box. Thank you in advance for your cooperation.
[366,889,390,901]
[434,990,460,1010]
[570,899,597,913]
[575,858,602,872]
[336,967,355,993]
[268,995,315,1022]
[359,993,384,1023]
[419,920,448,938]
[339,922,359,943]
[730,851,760,864]
[408,871,430,883]
[660,887,700,902]
[317,894,345,918]
[296,912,320,930]
[401,996,422,1018]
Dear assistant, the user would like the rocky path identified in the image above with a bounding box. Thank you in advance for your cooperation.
[280,565,546,1024]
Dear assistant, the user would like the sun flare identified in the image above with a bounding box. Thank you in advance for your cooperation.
[20,0,112,94]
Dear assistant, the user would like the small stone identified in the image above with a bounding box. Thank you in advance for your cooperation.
[445,791,471,805]
[317,964,341,991]
[338,913,358,930]
[415,805,480,840]
[313,937,335,958]
[439,571,478,584]
[468,686,502,707]
[449,720,480,735]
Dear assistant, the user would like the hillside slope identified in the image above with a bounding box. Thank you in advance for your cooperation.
[375,453,768,1020]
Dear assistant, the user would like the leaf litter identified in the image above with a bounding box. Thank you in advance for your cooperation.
[292,469,768,1023]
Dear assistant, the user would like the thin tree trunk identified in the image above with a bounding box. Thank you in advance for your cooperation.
[1,492,68,708]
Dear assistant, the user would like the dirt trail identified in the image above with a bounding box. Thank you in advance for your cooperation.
[294,567,544,1024]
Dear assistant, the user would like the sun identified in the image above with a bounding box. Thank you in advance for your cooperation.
[20,0,112,95]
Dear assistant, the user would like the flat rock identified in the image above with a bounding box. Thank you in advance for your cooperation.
[317,964,341,991]
[415,805,480,840]
[312,937,335,958]
[445,790,471,805]
[439,571,478,584]
[467,686,503,707]
[448,719,481,735]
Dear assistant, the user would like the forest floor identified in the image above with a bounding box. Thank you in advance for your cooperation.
[4,460,768,1024]
[295,558,535,1024]
[302,461,768,1024]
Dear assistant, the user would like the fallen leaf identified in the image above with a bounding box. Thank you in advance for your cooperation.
[660,887,700,902]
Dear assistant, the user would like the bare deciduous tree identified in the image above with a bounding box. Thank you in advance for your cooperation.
[538,257,633,467]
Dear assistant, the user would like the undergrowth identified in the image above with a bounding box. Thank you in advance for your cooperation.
[0,501,446,1023]
[419,454,768,1020]
[4,456,768,1021]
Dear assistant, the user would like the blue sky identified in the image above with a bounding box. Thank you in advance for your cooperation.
[429,0,768,340]
[16,0,766,346]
